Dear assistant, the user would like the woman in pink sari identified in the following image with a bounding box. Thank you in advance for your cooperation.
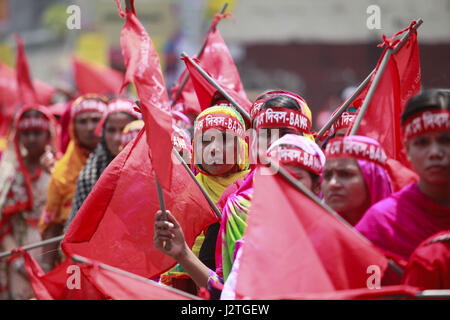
[321,135,393,226]
[355,89,450,262]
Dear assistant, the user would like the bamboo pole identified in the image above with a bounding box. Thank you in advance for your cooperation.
[181,52,251,122]
[349,19,423,135]
[0,235,64,260]
[172,149,222,220]
[316,69,374,139]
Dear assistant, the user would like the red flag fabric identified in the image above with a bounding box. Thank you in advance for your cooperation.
[276,284,420,300]
[62,130,219,279]
[15,249,104,300]
[182,55,251,120]
[84,258,194,300]
[15,34,38,106]
[172,15,251,115]
[118,0,173,189]
[73,57,124,96]
[235,166,389,300]
[348,23,421,168]
[0,63,55,139]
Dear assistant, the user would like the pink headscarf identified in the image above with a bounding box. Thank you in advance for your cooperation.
[326,135,393,207]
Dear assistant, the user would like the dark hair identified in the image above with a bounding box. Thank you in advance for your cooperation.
[260,95,302,112]
[253,89,280,103]
[401,89,450,125]
[21,109,46,119]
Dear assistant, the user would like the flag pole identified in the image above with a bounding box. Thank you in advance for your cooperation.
[135,98,221,220]
[349,19,423,135]
[259,152,404,276]
[181,52,251,122]
[170,3,229,108]
[0,235,64,260]
[172,149,222,220]
[155,174,172,250]
[316,69,375,140]
[415,290,450,299]
[70,254,201,300]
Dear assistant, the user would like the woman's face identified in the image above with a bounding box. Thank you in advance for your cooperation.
[195,129,238,176]
[406,131,450,185]
[321,158,370,226]
[284,165,321,195]
[18,129,49,159]
[104,113,136,157]
[74,111,103,150]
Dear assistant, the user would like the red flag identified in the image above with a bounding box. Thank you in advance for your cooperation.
[276,284,420,300]
[172,15,251,115]
[84,258,194,300]
[235,166,389,300]
[73,57,124,96]
[62,130,219,279]
[0,63,55,139]
[15,249,104,300]
[118,0,173,189]
[182,55,251,117]
[348,23,421,167]
[14,34,38,106]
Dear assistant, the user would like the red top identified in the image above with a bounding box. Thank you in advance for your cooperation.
[402,230,450,290]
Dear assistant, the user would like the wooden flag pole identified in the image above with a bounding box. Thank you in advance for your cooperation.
[170,2,229,108]
[181,52,251,122]
[259,152,404,276]
[349,19,423,135]
[316,69,375,140]
[0,235,64,260]
[71,254,201,300]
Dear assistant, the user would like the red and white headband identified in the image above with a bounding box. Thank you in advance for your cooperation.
[325,137,387,167]
[105,99,140,119]
[194,113,245,140]
[71,99,107,117]
[17,117,50,131]
[268,146,323,175]
[332,112,356,132]
[255,107,311,133]
[402,109,449,142]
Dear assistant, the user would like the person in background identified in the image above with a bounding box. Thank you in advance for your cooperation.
[355,89,450,263]
[0,106,59,299]
[38,94,107,270]
[322,135,393,226]
[65,98,140,230]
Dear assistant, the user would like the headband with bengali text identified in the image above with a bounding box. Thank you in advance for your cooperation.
[332,111,357,132]
[71,99,107,118]
[17,117,50,131]
[255,107,311,133]
[402,109,449,142]
[325,137,388,167]
[194,113,245,140]
[268,146,323,175]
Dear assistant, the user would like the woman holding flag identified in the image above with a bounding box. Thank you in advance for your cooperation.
[154,132,326,299]
[159,105,250,293]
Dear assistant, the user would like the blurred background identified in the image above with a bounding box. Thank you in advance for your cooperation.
[0,0,449,130]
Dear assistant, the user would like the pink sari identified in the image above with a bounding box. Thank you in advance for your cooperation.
[356,183,450,261]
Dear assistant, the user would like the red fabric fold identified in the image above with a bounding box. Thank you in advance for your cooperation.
[235,166,389,299]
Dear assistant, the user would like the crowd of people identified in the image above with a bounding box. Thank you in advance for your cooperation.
[0,4,449,301]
